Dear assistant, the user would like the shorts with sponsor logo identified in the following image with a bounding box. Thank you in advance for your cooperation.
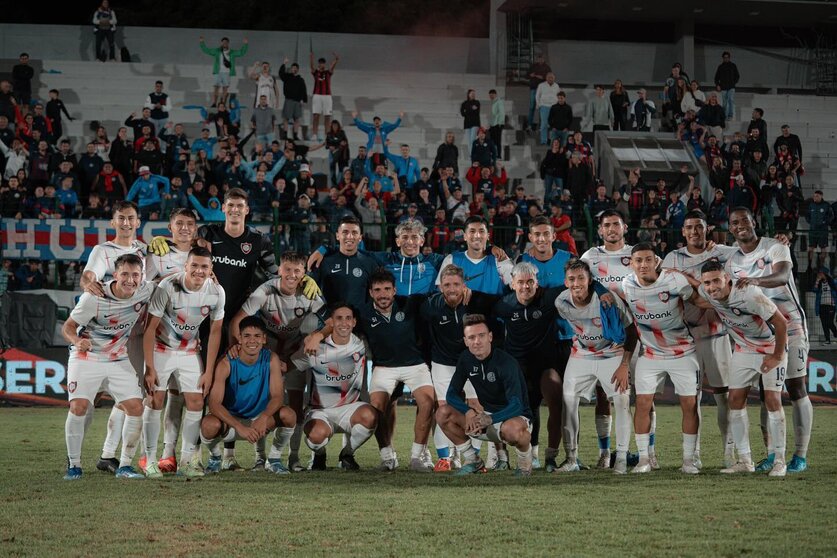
[370,363,432,395]
[153,349,203,394]
[303,401,369,436]
[730,351,787,392]
[431,362,476,401]
[695,335,731,388]
[311,94,333,116]
[564,355,629,401]
[474,415,532,444]
[786,337,809,380]
[67,356,142,403]
[635,355,700,396]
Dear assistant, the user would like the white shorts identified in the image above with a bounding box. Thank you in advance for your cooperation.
[564,356,630,401]
[635,354,700,396]
[474,416,532,444]
[786,337,809,380]
[311,94,333,116]
[303,401,368,436]
[153,349,203,394]
[431,362,477,401]
[695,335,731,388]
[370,363,433,395]
[67,357,142,403]
[729,351,788,392]
[214,72,231,88]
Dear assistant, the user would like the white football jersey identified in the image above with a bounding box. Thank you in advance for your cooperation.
[725,237,807,341]
[699,284,779,354]
[84,240,148,281]
[148,272,225,353]
[555,290,633,360]
[621,270,695,359]
[69,281,155,362]
[307,334,366,409]
[580,244,634,295]
[146,246,189,281]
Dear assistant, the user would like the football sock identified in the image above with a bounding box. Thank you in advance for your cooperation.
[760,402,770,449]
[201,433,222,458]
[648,410,657,452]
[118,415,142,468]
[636,433,650,460]
[563,396,580,458]
[411,442,425,459]
[613,393,631,454]
[545,447,559,461]
[101,406,125,459]
[179,410,203,463]
[682,432,697,464]
[268,427,295,460]
[289,423,303,458]
[729,408,751,462]
[162,392,184,460]
[791,396,813,458]
[255,437,267,461]
[714,392,734,455]
[305,436,328,453]
[223,447,235,459]
[767,409,787,463]
[83,404,94,434]
[471,438,483,454]
[695,392,702,457]
[379,445,395,462]
[65,412,86,468]
[497,448,509,463]
[455,441,478,465]
[142,407,162,461]
[347,424,374,454]
[595,414,612,455]
[433,425,451,459]
[515,444,533,470]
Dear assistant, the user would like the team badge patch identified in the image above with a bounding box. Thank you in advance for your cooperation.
[532,310,542,319]
[241,242,252,255]
[395,311,405,322]
[658,291,670,303]
[352,268,363,277]
[68,381,77,393]
[294,307,305,317]
[592,317,602,327]
[352,352,362,362]
[133,302,145,312]
[200,305,210,316]
[731,307,742,316]
[621,256,631,266]
[756,258,765,269]
[486,371,496,382]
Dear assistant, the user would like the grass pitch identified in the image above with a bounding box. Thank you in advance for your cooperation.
[0,405,835,557]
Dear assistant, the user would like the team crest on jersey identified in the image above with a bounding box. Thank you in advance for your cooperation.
[532,310,543,319]
[68,381,77,393]
[133,302,145,312]
[352,268,363,277]
[658,291,670,303]
[352,352,362,362]
[731,307,742,316]
[592,317,602,327]
[294,307,304,317]
[241,242,252,254]
[756,258,766,269]
[486,371,496,382]
[200,305,211,316]
[395,311,405,322]
[621,256,631,266]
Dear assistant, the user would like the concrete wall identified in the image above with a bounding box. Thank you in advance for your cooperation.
[543,40,814,89]
[0,24,491,74]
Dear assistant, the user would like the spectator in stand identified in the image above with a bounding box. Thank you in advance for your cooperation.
[191,127,217,156]
[488,89,505,159]
[78,142,104,198]
[0,82,15,132]
[620,167,646,229]
[92,126,111,161]
[433,132,459,175]
[527,53,551,132]
[309,51,339,142]
[92,0,117,62]
[29,104,52,142]
[199,36,248,108]
[642,189,664,227]
[612,189,630,224]
[469,190,489,219]
[686,185,707,214]
[278,58,308,141]
[728,174,758,216]
[28,140,52,184]
[549,203,577,255]
[759,164,781,231]
[248,61,280,109]
[548,91,573,147]
[251,95,277,147]
[806,190,833,272]
[286,194,313,253]
[565,150,593,212]
[49,139,77,174]
[353,112,402,156]
[697,93,725,140]
[814,270,837,344]
[134,139,163,176]
[384,142,420,196]
[747,108,768,141]
[776,176,802,240]
[15,260,44,290]
[51,160,80,192]
[57,176,80,218]
[144,81,171,138]
[610,80,630,131]
[427,208,450,252]
[774,124,803,160]
[493,199,522,255]
[362,160,395,193]
[540,138,566,204]
[0,115,14,148]
[93,161,127,211]
[81,192,108,219]
[354,179,385,248]
[320,120,350,188]
[535,73,560,145]
[662,190,687,247]
[442,181,469,225]
[466,162,493,200]
[714,51,740,120]
[630,89,656,132]
[411,167,431,202]
[0,175,25,218]
[1,139,28,181]
[680,120,707,163]
[415,187,435,224]
[681,80,706,115]
[124,108,155,140]
[24,185,59,219]
[109,126,133,180]
[470,128,496,170]
[775,144,803,184]
[126,165,171,220]
[662,64,688,130]
[588,183,614,219]
[460,89,481,150]
[745,127,769,163]
[745,148,768,184]
[566,130,594,169]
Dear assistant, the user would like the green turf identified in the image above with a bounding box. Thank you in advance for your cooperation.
[0,405,835,557]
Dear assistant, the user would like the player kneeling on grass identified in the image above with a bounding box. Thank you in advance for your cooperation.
[293,303,377,470]
[555,259,637,474]
[200,317,297,474]
[690,261,790,476]
[436,314,534,477]
[141,246,226,479]
[62,254,155,480]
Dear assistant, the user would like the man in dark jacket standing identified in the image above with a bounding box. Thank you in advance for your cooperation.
[547,91,573,147]
[279,58,308,141]
[12,53,34,106]
[714,51,739,120]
